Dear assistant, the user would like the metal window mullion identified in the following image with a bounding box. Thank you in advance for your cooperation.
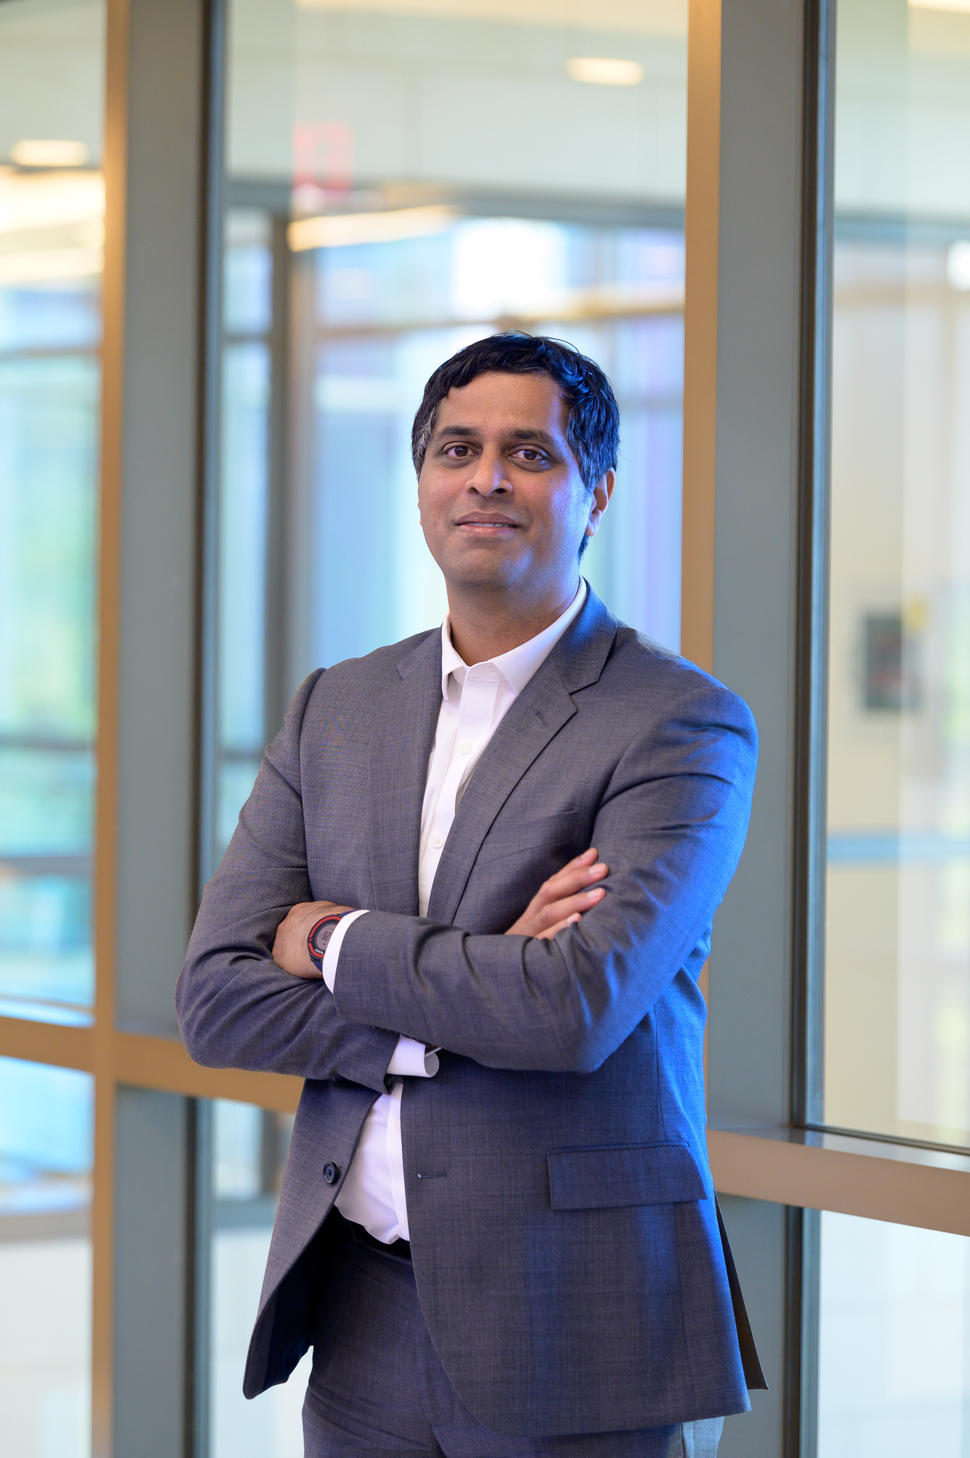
[95,0,215,1454]
[793,0,836,1134]
[192,0,228,1450]
[93,0,131,1442]
[263,213,294,737]
[687,0,813,1452]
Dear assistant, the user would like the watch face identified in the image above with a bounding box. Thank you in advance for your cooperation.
[309,914,342,962]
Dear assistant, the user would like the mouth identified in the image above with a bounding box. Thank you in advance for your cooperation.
[454,515,521,534]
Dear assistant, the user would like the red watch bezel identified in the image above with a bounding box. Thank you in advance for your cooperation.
[306,912,347,968]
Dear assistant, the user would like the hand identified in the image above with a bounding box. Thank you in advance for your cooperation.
[505,848,608,940]
[273,900,354,979]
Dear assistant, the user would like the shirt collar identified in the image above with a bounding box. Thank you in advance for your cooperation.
[439,580,587,699]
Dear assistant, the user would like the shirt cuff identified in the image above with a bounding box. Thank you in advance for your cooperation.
[322,909,439,1078]
[320,908,368,991]
[387,1037,440,1078]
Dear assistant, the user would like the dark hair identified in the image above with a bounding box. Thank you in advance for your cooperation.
[411,332,619,493]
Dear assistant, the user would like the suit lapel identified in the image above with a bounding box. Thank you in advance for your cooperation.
[366,630,442,913]
[427,589,618,925]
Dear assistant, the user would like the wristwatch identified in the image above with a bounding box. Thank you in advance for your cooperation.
[307,911,351,973]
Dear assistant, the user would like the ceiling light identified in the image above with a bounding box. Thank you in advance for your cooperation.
[566,57,644,86]
[287,204,456,251]
[0,172,104,234]
[0,247,102,285]
[909,0,970,10]
[946,241,970,290]
[9,139,90,168]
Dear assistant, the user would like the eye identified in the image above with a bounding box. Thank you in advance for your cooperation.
[441,442,476,460]
[511,446,550,466]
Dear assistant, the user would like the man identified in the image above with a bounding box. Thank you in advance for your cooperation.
[177,333,764,1457]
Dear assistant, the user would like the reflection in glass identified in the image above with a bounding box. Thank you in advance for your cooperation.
[0,0,105,1013]
[817,1212,969,1456]
[0,1058,92,1458]
[210,1102,303,1458]
[212,0,689,859]
[823,0,970,1144]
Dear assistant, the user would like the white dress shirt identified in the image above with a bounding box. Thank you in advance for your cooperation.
[321,581,587,1242]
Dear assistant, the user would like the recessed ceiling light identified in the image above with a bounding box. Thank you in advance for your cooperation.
[0,172,104,234]
[0,247,102,285]
[946,241,970,290]
[287,204,456,251]
[9,139,90,168]
[566,57,644,87]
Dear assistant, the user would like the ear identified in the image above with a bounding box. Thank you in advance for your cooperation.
[585,469,615,539]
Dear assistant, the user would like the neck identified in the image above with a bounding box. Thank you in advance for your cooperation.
[446,583,578,665]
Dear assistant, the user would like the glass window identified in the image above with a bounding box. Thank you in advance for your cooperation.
[0,1057,93,1458]
[817,1211,969,1456]
[822,0,970,1145]
[209,1101,304,1458]
[211,0,689,861]
[0,0,106,1015]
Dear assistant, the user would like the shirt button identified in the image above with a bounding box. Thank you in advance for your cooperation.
[431,833,444,849]
[323,1162,340,1184]
[459,741,472,755]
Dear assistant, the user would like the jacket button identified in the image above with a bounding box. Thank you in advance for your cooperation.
[323,1162,340,1185]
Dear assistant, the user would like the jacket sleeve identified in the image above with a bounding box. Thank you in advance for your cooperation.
[330,680,758,1074]
[175,671,397,1093]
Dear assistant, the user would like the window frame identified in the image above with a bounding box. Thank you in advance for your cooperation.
[0,2,967,1456]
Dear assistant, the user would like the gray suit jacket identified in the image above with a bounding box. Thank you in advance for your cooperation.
[177,587,765,1437]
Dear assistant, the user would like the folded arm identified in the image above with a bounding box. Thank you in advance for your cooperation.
[270,847,610,978]
[327,682,758,1074]
[175,672,399,1092]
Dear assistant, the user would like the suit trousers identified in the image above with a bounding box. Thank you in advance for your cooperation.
[303,1214,724,1458]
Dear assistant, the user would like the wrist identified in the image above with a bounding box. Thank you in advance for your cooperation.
[307,912,351,973]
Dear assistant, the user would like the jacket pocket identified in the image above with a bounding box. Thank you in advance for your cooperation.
[546,1142,706,1211]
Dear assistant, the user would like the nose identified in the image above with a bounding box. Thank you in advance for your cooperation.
[467,449,510,495]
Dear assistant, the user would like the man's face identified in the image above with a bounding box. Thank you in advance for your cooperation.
[417,371,613,620]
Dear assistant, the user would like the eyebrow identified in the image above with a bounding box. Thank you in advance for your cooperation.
[430,425,561,450]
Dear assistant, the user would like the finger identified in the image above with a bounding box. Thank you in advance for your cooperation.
[537,884,606,927]
[511,884,605,937]
[562,858,607,888]
[504,853,608,936]
[534,912,583,941]
[549,847,600,879]
[532,860,608,909]
[533,848,597,891]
